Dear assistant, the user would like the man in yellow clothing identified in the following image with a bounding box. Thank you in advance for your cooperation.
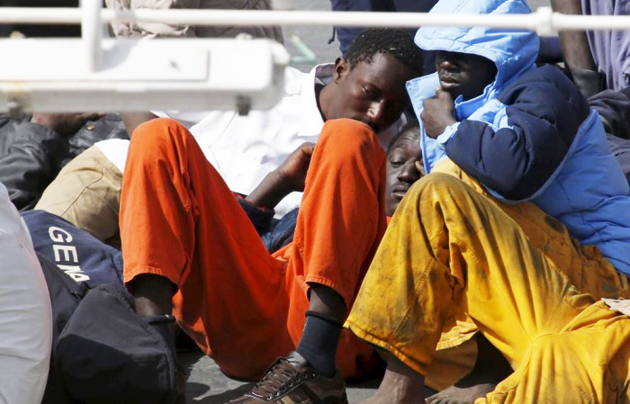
[345,0,630,403]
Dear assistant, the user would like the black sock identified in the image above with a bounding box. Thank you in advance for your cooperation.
[295,311,342,378]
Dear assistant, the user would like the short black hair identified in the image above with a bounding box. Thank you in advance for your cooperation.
[346,28,425,76]
[387,116,420,154]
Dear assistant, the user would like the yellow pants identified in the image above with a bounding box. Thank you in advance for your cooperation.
[346,161,630,403]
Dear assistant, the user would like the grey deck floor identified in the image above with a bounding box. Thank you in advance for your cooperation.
[181,351,381,404]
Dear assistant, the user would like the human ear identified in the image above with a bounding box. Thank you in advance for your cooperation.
[415,160,424,174]
[333,57,349,83]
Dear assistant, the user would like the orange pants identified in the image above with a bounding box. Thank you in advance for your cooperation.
[120,118,387,380]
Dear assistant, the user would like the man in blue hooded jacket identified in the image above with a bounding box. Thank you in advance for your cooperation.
[344,0,630,403]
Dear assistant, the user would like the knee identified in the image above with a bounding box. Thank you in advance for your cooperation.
[132,118,190,147]
[406,172,471,206]
[317,118,381,160]
[128,118,195,166]
[412,171,462,191]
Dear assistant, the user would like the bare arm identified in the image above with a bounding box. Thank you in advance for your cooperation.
[550,0,604,97]
[246,142,315,210]
[550,0,596,71]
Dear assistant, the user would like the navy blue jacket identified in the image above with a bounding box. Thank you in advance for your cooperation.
[408,0,630,275]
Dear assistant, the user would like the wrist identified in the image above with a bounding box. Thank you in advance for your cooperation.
[272,169,298,195]
[246,170,294,209]
[436,116,457,138]
[437,121,461,144]
[443,114,457,128]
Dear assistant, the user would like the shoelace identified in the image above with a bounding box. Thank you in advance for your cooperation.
[251,359,314,400]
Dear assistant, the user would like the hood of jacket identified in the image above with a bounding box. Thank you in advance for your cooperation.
[408,0,541,173]
[415,0,540,105]
[415,0,540,107]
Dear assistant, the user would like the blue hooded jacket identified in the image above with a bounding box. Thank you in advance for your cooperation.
[407,0,630,275]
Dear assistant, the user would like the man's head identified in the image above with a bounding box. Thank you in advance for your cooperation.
[320,28,425,133]
[384,121,424,216]
[436,50,497,101]
[416,0,538,103]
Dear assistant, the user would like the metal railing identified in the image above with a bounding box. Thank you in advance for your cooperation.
[2,4,629,114]
[2,6,630,32]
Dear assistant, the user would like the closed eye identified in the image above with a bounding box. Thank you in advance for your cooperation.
[362,85,381,99]
[388,158,405,168]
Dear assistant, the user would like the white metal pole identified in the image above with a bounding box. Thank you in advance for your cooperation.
[1,7,630,35]
[81,0,102,72]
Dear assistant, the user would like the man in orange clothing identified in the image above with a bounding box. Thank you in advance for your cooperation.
[119,28,423,404]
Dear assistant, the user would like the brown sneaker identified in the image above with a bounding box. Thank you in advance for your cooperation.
[228,354,348,404]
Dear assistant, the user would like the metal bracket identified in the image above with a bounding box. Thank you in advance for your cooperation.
[236,95,252,116]
[7,99,24,119]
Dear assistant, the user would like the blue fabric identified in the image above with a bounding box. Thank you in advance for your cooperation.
[261,208,299,253]
[589,87,630,140]
[330,0,438,74]
[581,0,630,91]
[237,197,298,253]
[607,133,630,184]
[330,0,371,56]
[24,200,294,294]
[445,65,591,200]
[22,210,124,288]
[407,0,630,275]
[538,36,563,64]
[408,0,539,173]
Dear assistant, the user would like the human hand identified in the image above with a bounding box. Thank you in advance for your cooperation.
[245,142,316,209]
[421,88,457,139]
[275,142,316,193]
[31,112,105,137]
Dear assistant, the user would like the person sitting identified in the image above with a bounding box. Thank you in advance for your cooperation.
[0,112,108,211]
[116,28,423,404]
[384,119,424,217]
[35,28,422,250]
[550,0,630,97]
[550,0,630,185]
[344,0,630,403]
[251,118,425,256]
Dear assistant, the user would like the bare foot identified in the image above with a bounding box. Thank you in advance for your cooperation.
[359,354,426,404]
[425,382,495,404]
[426,334,511,404]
